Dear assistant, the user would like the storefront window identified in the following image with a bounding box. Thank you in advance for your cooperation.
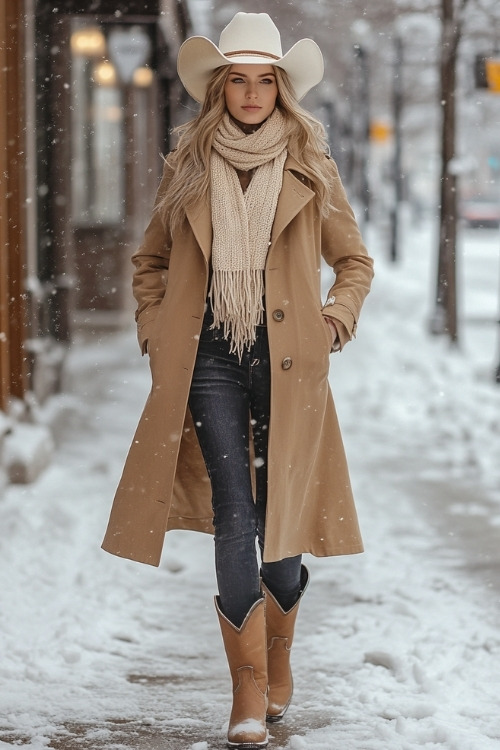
[70,22,125,225]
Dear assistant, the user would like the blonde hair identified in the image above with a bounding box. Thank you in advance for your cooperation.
[158,66,335,233]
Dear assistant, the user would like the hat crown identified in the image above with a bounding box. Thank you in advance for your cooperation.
[177,12,324,103]
[218,12,283,58]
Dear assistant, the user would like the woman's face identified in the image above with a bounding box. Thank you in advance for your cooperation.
[224,64,278,127]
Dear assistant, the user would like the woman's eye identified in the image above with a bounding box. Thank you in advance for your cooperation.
[261,78,274,84]
[229,77,244,83]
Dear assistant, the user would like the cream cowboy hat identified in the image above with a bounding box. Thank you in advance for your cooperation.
[177,12,324,103]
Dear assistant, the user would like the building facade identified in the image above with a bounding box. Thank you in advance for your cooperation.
[0,0,199,488]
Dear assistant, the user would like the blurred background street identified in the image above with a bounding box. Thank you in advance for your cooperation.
[1,2,500,748]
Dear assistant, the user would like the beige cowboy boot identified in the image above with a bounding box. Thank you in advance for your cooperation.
[262,565,309,722]
[215,596,268,749]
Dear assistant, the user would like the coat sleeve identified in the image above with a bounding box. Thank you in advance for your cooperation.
[320,158,374,350]
[132,156,175,354]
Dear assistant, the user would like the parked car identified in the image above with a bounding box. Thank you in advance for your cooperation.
[461,196,500,228]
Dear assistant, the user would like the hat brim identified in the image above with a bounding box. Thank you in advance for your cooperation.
[177,36,324,103]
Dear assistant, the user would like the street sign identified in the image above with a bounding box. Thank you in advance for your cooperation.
[370,120,392,142]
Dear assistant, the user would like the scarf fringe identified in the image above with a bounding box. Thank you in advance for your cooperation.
[209,269,265,361]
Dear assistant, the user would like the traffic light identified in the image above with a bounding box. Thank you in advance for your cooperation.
[485,59,500,92]
[475,54,500,92]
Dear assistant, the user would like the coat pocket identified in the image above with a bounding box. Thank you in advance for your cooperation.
[320,314,335,352]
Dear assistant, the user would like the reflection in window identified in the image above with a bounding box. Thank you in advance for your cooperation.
[70,22,125,225]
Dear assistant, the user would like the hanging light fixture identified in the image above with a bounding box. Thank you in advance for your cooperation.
[93,60,117,87]
[132,66,154,88]
[70,27,106,58]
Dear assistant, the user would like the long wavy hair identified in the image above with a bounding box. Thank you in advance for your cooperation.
[158,65,336,234]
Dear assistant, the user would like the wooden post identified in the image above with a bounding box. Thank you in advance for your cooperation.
[6,0,28,398]
[0,1,12,410]
[0,0,28,410]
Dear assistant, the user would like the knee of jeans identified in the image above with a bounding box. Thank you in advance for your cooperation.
[213,503,257,544]
[261,555,302,596]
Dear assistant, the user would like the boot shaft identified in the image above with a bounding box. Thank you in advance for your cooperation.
[216,596,268,748]
[262,565,309,722]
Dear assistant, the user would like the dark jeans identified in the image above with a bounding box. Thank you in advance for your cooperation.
[188,307,302,627]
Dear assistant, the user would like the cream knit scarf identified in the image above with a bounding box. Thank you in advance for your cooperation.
[209,109,288,359]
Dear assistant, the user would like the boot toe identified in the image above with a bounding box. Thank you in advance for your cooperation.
[227,718,268,748]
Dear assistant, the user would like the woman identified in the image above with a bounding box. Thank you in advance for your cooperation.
[102,12,374,750]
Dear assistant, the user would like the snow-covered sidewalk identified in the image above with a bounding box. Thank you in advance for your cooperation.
[0,220,499,750]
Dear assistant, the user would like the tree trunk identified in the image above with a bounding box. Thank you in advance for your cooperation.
[433,0,461,343]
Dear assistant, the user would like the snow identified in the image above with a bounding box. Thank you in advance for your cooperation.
[1,217,499,749]
[3,423,54,484]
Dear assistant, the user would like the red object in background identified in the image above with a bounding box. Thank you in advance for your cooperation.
[461,197,500,228]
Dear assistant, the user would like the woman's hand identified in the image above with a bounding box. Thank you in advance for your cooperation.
[323,316,339,350]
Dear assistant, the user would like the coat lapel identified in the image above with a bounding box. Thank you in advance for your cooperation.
[271,155,315,244]
[185,195,212,264]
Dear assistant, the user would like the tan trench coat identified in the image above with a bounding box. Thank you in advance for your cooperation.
[102,153,374,567]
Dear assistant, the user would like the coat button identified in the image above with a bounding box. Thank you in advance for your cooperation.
[281,357,292,370]
[272,309,284,322]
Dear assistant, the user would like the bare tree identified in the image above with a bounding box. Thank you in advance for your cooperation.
[430,0,470,342]
[432,0,500,343]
